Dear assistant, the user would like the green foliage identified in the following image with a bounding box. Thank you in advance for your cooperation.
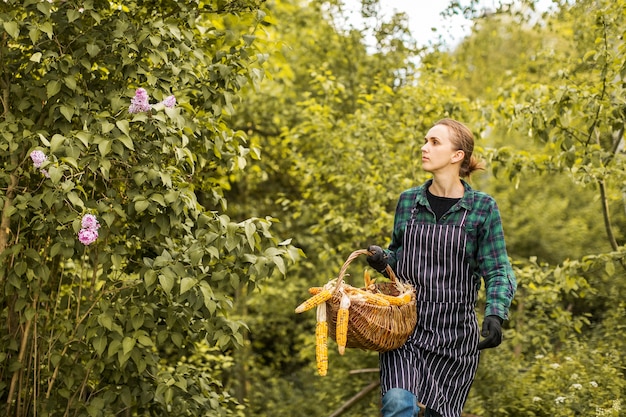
[4,0,626,416]
[470,341,625,417]
[231,0,626,416]
[0,0,299,416]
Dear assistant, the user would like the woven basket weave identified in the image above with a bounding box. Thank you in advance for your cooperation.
[326,249,417,352]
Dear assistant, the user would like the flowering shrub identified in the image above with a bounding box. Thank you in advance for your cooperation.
[0,2,287,417]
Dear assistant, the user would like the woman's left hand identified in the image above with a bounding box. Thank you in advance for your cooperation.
[477,315,503,350]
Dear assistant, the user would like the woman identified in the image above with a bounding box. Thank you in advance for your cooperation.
[367,118,517,417]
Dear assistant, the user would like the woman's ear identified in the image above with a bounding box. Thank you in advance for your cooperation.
[452,150,465,163]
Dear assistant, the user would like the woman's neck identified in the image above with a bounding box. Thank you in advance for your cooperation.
[428,176,464,198]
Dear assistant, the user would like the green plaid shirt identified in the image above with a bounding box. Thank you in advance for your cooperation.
[384,179,517,320]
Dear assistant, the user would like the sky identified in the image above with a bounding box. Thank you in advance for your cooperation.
[374,0,475,46]
[342,0,474,47]
[342,0,556,48]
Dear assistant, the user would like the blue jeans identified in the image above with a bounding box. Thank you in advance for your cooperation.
[381,388,442,417]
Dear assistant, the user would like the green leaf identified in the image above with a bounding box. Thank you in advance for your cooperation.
[38,133,50,146]
[134,199,150,213]
[159,274,174,294]
[93,336,107,356]
[180,277,195,294]
[48,165,63,183]
[46,80,61,98]
[86,43,100,57]
[605,261,615,276]
[50,134,65,153]
[64,75,77,91]
[14,262,27,277]
[244,221,256,250]
[3,21,19,39]
[117,134,134,150]
[98,139,111,156]
[189,249,203,266]
[66,191,84,209]
[122,337,135,355]
[101,122,115,133]
[30,52,42,63]
[112,253,122,269]
[67,9,81,23]
[98,314,113,331]
[171,332,183,347]
[137,334,153,347]
[144,270,157,287]
[116,120,130,136]
[8,360,22,373]
[60,105,74,122]
[75,131,91,147]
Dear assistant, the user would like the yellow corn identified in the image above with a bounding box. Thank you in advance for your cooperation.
[336,293,351,355]
[308,287,323,295]
[363,269,372,287]
[343,287,390,306]
[378,291,413,306]
[315,304,328,376]
[361,292,391,306]
[295,289,332,314]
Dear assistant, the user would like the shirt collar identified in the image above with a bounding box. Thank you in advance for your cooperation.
[416,178,475,211]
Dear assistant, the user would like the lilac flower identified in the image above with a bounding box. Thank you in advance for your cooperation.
[78,214,100,245]
[81,214,100,230]
[78,228,99,245]
[40,169,50,178]
[128,88,152,114]
[161,95,176,108]
[30,150,47,168]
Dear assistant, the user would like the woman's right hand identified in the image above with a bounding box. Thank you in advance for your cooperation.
[366,245,388,272]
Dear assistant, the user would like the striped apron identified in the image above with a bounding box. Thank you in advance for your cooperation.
[380,209,480,417]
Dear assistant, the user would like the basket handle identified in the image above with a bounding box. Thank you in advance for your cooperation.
[334,249,403,294]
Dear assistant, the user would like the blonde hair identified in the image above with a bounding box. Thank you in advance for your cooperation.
[434,118,485,178]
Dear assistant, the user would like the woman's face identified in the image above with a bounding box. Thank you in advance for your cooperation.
[420,124,463,174]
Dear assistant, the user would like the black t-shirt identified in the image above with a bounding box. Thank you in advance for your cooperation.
[426,188,461,221]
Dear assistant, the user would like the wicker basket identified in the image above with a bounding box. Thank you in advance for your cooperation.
[326,249,417,352]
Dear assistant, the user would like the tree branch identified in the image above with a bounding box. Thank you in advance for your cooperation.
[598,179,618,251]
[328,380,379,417]
[5,294,38,416]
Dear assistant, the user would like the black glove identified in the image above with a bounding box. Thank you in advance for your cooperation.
[366,245,387,273]
[477,315,503,350]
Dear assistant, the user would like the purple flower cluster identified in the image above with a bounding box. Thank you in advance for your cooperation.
[129,88,152,114]
[30,150,47,167]
[78,214,100,245]
[30,150,50,177]
[128,88,176,114]
[161,95,176,108]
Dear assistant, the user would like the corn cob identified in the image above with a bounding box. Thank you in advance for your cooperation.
[343,287,390,306]
[295,289,332,313]
[377,291,413,306]
[336,292,351,355]
[360,292,391,306]
[315,304,328,376]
